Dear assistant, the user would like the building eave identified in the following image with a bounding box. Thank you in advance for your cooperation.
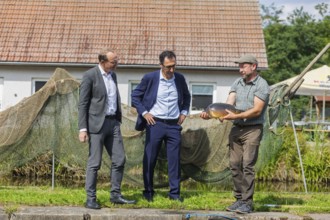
[0,62,267,71]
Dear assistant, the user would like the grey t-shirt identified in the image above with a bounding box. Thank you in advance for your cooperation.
[229,75,270,126]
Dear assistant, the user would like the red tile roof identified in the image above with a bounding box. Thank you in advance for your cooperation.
[315,96,330,102]
[0,0,267,68]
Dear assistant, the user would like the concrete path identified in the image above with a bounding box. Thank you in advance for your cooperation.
[0,206,330,220]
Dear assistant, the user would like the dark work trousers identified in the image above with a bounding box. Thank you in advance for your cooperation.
[228,124,263,202]
[85,118,126,201]
[143,121,182,199]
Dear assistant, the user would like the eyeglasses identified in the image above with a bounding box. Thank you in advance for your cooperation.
[108,59,119,65]
[162,64,176,70]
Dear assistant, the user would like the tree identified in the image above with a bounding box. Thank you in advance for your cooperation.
[260,3,330,119]
[260,3,284,27]
[261,3,330,84]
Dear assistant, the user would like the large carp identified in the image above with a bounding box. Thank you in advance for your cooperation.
[205,103,241,119]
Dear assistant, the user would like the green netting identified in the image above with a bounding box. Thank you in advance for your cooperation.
[267,83,291,128]
[0,68,288,186]
[256,83,292,174]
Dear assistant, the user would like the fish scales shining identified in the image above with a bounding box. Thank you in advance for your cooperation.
[206,103,241,119]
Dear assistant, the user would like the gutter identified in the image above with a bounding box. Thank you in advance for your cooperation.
[0,61,267,71]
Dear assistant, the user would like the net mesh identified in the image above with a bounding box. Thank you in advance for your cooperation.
[256,83,291,175]
[0,68,287,186]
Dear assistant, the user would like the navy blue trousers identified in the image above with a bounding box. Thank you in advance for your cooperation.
[143,121,182,199]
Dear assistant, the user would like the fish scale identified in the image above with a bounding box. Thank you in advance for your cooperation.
[206,103,241,119]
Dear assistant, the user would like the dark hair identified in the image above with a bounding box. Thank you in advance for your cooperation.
[98,48,115,62]
[159,50,176,65]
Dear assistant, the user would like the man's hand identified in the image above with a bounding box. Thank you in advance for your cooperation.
[178,114,186,125]
[143,112,156,125]
[200,111,210,120]
[79,131,89,143]
[222,109,237,120]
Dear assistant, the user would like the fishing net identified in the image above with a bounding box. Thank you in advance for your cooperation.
[267,83,291,129]
[256,83,292,174]
[0,68,233,186]
[0,68,288,186]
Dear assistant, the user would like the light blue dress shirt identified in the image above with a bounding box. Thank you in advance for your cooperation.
[98,65,117,116]
[149,71,180,119]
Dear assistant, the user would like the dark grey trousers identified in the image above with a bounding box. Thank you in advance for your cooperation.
[85,118,126,200]
[229,124,263,202]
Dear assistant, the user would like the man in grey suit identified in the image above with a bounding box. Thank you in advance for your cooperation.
[78,49,136,209]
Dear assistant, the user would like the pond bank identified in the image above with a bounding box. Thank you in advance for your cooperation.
[1,206,329,220]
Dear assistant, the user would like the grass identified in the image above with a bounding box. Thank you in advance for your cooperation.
[0,183,329,216]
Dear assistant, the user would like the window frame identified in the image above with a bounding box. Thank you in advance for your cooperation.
[128,80,140,107]
[190,83,216,114]
[32,79,48,94]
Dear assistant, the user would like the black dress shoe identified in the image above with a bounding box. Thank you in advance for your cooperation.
[169,196,184,202]
[143,190,155,202]
[110,196,136,204]
[143,195,154,202]
[85,200,101,209]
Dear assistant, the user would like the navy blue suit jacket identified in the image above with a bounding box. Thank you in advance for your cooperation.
[131,70,191,131]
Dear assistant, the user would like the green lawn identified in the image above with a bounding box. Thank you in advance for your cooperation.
[0,184,329,215]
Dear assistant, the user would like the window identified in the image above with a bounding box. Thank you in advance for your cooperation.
[129,81,140,107]
[32,80,47,93]
[191,84,215,113]
[0,78,3,110]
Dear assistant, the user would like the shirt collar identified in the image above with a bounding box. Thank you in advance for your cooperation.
[98,64,111,76]
[159,70,175,81]
[240,74,259,85]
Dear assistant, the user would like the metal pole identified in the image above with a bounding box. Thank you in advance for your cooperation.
[52,152,55,190]
[309,96,313,121]
[289,106,308,193]
[283,43,330,98]
[322,91,326,122]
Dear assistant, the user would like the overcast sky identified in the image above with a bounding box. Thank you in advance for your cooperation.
[259,0,326,19]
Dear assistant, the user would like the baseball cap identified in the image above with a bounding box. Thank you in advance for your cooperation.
[234,54,258,64]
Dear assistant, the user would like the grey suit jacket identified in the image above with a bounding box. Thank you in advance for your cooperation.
[78,66,122,133]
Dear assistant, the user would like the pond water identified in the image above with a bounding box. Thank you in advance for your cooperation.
[1,176,329,193]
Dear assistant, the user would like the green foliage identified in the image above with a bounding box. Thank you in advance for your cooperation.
[260,3,330,120]
[289,96,310,121]
[260,3,284,27]
[3,205,18,219]
[257,126,330,184]
[303,132,330,183]
[315,3,329,17]
[254,192,330,214]
[276,129,307,171]
[0,186,329,214]
[260,3,330,85]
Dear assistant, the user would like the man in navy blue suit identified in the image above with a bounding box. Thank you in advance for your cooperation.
[131,50,191,202]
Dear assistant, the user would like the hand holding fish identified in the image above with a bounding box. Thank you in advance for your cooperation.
[200,111,211,120]
[222,109,238,120]
[204,103,241,121]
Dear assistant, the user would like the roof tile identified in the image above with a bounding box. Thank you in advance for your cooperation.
[0,0,267,68]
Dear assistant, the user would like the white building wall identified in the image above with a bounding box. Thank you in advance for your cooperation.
[0,77,3,110]
[0,66,86,109]
[0,65,239,113]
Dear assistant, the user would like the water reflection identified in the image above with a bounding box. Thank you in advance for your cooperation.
[0,177,329,192]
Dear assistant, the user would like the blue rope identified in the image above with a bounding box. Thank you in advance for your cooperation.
[185,212,237,220]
